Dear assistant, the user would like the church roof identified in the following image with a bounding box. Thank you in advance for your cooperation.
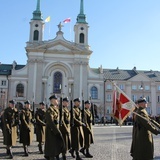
[0,64,25,75]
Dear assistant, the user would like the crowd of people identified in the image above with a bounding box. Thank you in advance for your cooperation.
[0,95,94,160]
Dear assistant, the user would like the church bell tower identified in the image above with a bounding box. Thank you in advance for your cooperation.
[74,0,89,47]
[29,0,44,42]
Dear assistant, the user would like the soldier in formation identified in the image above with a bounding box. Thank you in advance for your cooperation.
[1,95,95,160]
[80,100,94,158]
[70,98,85,160]
[44,94,65,160]
[131,97,160,160]
[59,97,71,160]
[19,100,34,156]
[35,101,46,154]
[3,100,18,159]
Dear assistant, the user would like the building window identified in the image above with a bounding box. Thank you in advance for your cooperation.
[145,86,150,91]
[106,84,112,90]
[91,86,98,99]
[16,83,24,97]
[132,95,137,103]
[1,80,6,86]
[132,85,137,90]
[146,106,151,115]
[119,84,124,90]
[146,96,150,102]
[158,96,160,103]
[158,86,160,91]
[33,30,39,41]
[79,33,84,43]
[106,94,112,102]
[106,106,111,114]
[157,107,160,115]
[53,72,62,94]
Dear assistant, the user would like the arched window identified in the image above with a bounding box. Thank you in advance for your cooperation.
[91,86,98,99]
[79,33,84,43]
[16,83,24,97]
[53,72,62,93]
[33,30,39,41]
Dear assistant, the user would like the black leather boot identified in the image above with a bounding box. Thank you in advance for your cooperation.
[62,155,67,160]
[76,151,83,160]
[80,148,86,156]
[6,148,10,155]
[8,149,13,159]
[38,144,43,154]
[85,148,93,158]
[56,155,60,160]
[24,145,29,156]
[69,149,75,158]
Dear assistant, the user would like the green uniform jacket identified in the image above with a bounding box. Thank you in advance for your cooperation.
[83,108,94,148]
[59,106,71,153]
[71,106,84,150]
[44,105,65,157]
[35,108,46,143]
[19,108,34,145]
[3,107,18,146]
[132,107,160,160]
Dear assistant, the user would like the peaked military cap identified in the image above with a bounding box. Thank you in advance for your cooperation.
[9,100,16,104]
[63,97,69,102]
[137,97,148,104]
[74,98,80,102]
[24,100,30,104]
[39,101,45,105]
[49,94,58,100]
[85,100,91,104]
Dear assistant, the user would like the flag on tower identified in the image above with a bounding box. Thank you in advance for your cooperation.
[112,82,135,125]
[45,16,51,23]
[63,18,71,23]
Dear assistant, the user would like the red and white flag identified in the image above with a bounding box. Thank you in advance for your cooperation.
[112,83,135,125]
[63,18,71,23]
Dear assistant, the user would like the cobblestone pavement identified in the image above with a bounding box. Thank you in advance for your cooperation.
[0,124,160,160]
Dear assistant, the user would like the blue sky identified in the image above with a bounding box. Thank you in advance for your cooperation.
[1,0,160,71]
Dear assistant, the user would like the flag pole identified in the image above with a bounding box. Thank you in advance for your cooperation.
[110,80,160,129]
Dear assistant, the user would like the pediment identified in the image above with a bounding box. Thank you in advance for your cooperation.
[129,73,151,82]
[26,39,92,55]
[47,44,71,51]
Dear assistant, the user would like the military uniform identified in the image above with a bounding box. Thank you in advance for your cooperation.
[3,100,18,159]
[35,101,46,154]
[80,100,94,158]
[19,100,34,156]
[59,97,71,160]
[70,98,84,160]
[131,98,160,160]
[44,95,65,160]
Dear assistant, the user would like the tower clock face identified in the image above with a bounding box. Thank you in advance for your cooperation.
[80,27,84,30]
[35,24,38,27]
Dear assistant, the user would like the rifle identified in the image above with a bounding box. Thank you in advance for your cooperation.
[81,99,85,123]
[70,100,74,127]
[59,97,63,126]
[32,101,35,122]
[91,103,95,125]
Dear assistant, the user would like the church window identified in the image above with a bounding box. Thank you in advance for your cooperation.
[53,72,62,94]
[79,33,84,43]
[16,83,24,97]
[91,86,98,99]
[33,30,39,41]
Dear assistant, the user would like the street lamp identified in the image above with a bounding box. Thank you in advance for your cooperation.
[140,81,144,98]
[103,79,106,126]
